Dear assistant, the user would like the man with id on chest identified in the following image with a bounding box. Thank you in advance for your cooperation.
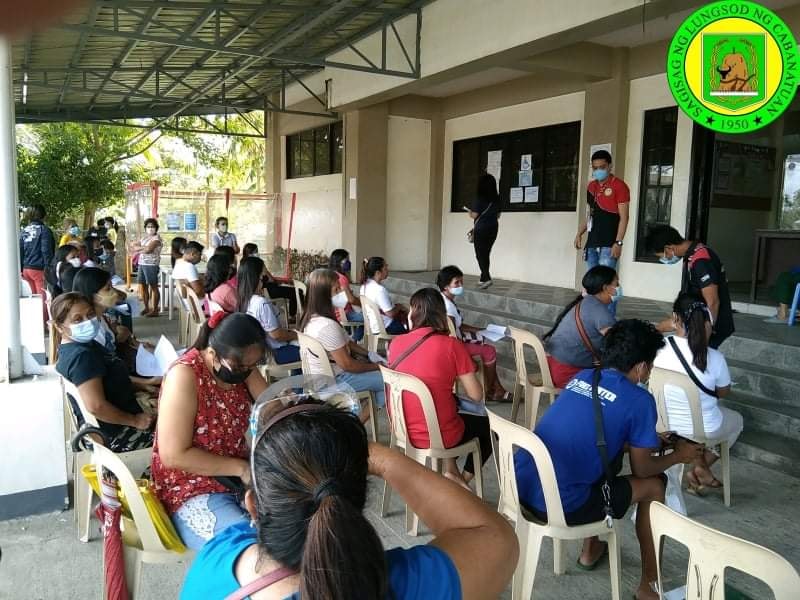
[574,150,631,272]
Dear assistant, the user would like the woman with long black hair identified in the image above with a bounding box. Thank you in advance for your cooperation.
[468,173,501,289]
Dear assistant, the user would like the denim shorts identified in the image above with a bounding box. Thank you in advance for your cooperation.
[137,264,160,285]
[171,492,250,550]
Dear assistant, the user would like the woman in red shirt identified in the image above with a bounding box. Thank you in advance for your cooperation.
[151,311,269,550]
[387,288,491,488]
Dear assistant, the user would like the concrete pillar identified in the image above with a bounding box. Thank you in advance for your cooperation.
[341,103,389,267]
[0,38,23,381]
[263,95,281,194]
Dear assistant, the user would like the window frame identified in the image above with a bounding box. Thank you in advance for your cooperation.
[286,121,343,179]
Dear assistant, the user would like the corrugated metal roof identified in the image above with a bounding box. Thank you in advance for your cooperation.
[13,0,424,123]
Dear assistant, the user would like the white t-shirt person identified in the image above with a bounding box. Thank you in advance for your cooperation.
[246,295,286,350]
[172,258,200,283]
[653,335,731,434]
[360,278,394,332]
[441,293,463,338]
[303,315,349,375]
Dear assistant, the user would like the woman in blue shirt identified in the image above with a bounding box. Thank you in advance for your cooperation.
[181,403,517,599]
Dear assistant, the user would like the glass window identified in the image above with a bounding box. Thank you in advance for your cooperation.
[286,122,343,179]
[635,107,679,260]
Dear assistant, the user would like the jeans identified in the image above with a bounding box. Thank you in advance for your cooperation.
[386,319,408,335]
[171,492,250,550]
[345,309,364,342]
[585,246,618,317]
[459,413,492,475]
[336,370,386,408]
[473,226,498,283]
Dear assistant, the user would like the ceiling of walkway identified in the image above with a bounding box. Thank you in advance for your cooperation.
[12,0,426,125]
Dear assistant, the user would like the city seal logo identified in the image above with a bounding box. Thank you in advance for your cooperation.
[667,1,798,134]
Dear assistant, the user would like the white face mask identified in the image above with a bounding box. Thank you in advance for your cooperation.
[146,227,156,235]
[68,257,81,267]
[331,291,348,309]
[449,286,464,296]
[218,224,228,233]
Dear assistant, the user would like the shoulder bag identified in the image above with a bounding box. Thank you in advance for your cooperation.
[389,330,438,369]
[574,300,601,367]
[667,336,718,398]
[467,204,492,244]
[590,368,615,528]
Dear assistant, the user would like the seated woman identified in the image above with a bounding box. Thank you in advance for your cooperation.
[653,292,743,493]
[437,265,510,402]
[300,268,386,407]
[329,248,364,341]
[241,242,258,259]
[359,256,408,335]
[388,288,491,487]
[205,254,237,314]
[237,256,300,365]
[543,265,619,388]
[53,292,155,452]
[170,236,187,269]
[180,403,518,600]
[45,244,81,297]
[151,311,269,550]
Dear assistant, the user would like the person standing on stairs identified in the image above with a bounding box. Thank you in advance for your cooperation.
[468,173,501,289]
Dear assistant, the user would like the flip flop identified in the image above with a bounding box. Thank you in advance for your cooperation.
[685,470,707,496]
[492,391,513,403]
[575,542,607,571]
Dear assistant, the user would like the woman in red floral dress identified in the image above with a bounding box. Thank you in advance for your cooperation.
[151,311,269,549]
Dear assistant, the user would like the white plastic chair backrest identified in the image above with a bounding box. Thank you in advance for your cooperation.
[62,378,100,428]
[296,331,335,379]
[360,295,389,336]
[91,441,170,554]
[649,367,705,440]
[184,287,205,324]
[650,501,800,600]
[379,366,446,450]
[509,326,554,388]
[446,317,458,338]
[486,408,568,526]
[293,280,306,321]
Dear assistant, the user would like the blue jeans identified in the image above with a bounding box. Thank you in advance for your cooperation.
[386,319,408,335]
[585,246,618,317]
[172,492,250,550]
[345,309,364,342]
[336,370,386,408]
[272,343,301,365]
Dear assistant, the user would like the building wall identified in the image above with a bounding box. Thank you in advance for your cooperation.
[440,91,585,288]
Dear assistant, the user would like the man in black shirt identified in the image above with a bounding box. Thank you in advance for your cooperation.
[645,225,735,349]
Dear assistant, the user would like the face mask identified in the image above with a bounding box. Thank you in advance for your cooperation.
[636,365,650,390]
[332,291,349,309]
[69,317,99,343]
[449,286,464,296]
[341,259,351,273]
[214,359,252,385]
[69,226,80,236]
[659,252,681,265]
[218,224,228,233]
[611,285,623,302]
[99,252,109,261]
[146,227,156,235]
[68,257,82,267]
[593,169,609,181]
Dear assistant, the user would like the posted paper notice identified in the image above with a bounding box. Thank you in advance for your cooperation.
[510,187,524,203]
[524,186,539,203]
[486,150,502,190]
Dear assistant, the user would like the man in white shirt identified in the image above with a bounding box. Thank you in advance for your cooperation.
[173,240,205,297]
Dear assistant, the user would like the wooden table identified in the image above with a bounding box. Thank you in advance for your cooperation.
[750,229,800,303]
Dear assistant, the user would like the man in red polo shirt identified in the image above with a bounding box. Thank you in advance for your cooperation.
[574,150,630,273]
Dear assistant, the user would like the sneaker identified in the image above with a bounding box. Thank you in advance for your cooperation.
[479,280,493,290]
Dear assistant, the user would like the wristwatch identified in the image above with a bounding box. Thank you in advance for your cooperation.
[615,240,624,247]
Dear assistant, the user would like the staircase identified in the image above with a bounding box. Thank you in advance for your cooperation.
[383,274,800,479]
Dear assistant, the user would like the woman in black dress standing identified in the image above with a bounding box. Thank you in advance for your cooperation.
[469,173,500,289]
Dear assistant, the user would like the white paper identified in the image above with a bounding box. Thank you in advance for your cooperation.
[479,324,507,342]
[663,586,686,600]
[524,186,539,203]
[135,335,179,377]
[519,170,533,187]
[486,150,502,190]
[509,187,524,203]
[368,351,387,365]
[348,177,357,200]
[520,154,532,171]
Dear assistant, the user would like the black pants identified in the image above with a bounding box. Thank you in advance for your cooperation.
[473,227,498,283]
[265,281,301,316]
[460,413,493,475]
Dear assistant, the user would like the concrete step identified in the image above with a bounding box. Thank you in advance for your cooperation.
[730,430,800,480]
[727,360,800,409]
[721,392,800,440]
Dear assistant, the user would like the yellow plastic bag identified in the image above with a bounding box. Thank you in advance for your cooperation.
[81,464,187,553]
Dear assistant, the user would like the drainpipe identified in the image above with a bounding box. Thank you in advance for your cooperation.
[0,38,23,381]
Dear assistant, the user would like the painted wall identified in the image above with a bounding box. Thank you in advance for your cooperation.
[619,73,693,302]
[281,172,343,254]
[440,92,585,288]
[386,116,432,270]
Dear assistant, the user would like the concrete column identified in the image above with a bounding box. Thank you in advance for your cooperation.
[341,103,389,266]
[263,95,282,194]
[0,38,23,381]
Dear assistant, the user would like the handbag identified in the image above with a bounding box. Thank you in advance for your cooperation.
[574,300,601,367]
[590,368,615,528]
[467,205,492,244]
[667,336,718,398]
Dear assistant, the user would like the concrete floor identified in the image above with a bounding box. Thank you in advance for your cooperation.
[1,310,798,599]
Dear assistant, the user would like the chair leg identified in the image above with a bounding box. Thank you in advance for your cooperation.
[607,529,622,600]
[472,449,484,499]
[512,522,542,600]
[553,538,567,575]
[510,383,522,424]
[525,386,538,430]
[75,453,93,542]
[367,393,378,443]
[123,545,143,600]
[721,441,731,507]
[380,479,393,517]
[406,504,420,537]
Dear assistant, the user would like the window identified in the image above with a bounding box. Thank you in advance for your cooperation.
[286,122,343,178]
[450,121,581,213]
[635,107,679,260]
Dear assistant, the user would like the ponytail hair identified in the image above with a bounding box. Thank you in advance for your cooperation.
[360,256,386,285]
[672,292,711,372]
[251,405,387,599]
[543,266,617,341]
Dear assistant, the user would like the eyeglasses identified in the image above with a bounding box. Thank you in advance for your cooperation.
[220,356,266,374]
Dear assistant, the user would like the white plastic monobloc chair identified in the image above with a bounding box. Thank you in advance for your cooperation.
[296,331,377,442]
[184,287,207,346]
[292,279,307,323]
[486,408,621,600]
[360,295,397,355]
[650,501,799,599]
[447,317,485,400]
[508,327,562,429]
[649,367,732,507]
[380,365,484,536]
[62,378,151,543]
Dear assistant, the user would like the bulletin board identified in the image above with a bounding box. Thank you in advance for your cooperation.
[712,141,775,211]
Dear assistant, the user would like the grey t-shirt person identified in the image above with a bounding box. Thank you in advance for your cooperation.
[546,295,616,368]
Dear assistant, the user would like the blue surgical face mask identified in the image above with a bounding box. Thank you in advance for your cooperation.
[342,259,352,273]
[593,169,609,181]
[450,286,464,296]
[659,249,681,265]
[637,381,650,390]
[611,285,623,302]
[99,252,110,261]
[69,317,99,343]
[69,226,80,236]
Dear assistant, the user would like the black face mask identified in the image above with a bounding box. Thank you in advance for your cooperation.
[213,363,252,385]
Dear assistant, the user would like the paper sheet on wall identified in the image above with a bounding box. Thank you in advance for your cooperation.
[519,170,532,187]
[509,187,524,203]
[486,150,502,190]
[348,177,357,200]
[135,335,180,377]
[520,154,532,171]
[479,324,507,342]
[524,186,539,203]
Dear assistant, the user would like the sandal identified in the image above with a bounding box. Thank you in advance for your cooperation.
[576,542,607,571]
[685,470,707,496]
